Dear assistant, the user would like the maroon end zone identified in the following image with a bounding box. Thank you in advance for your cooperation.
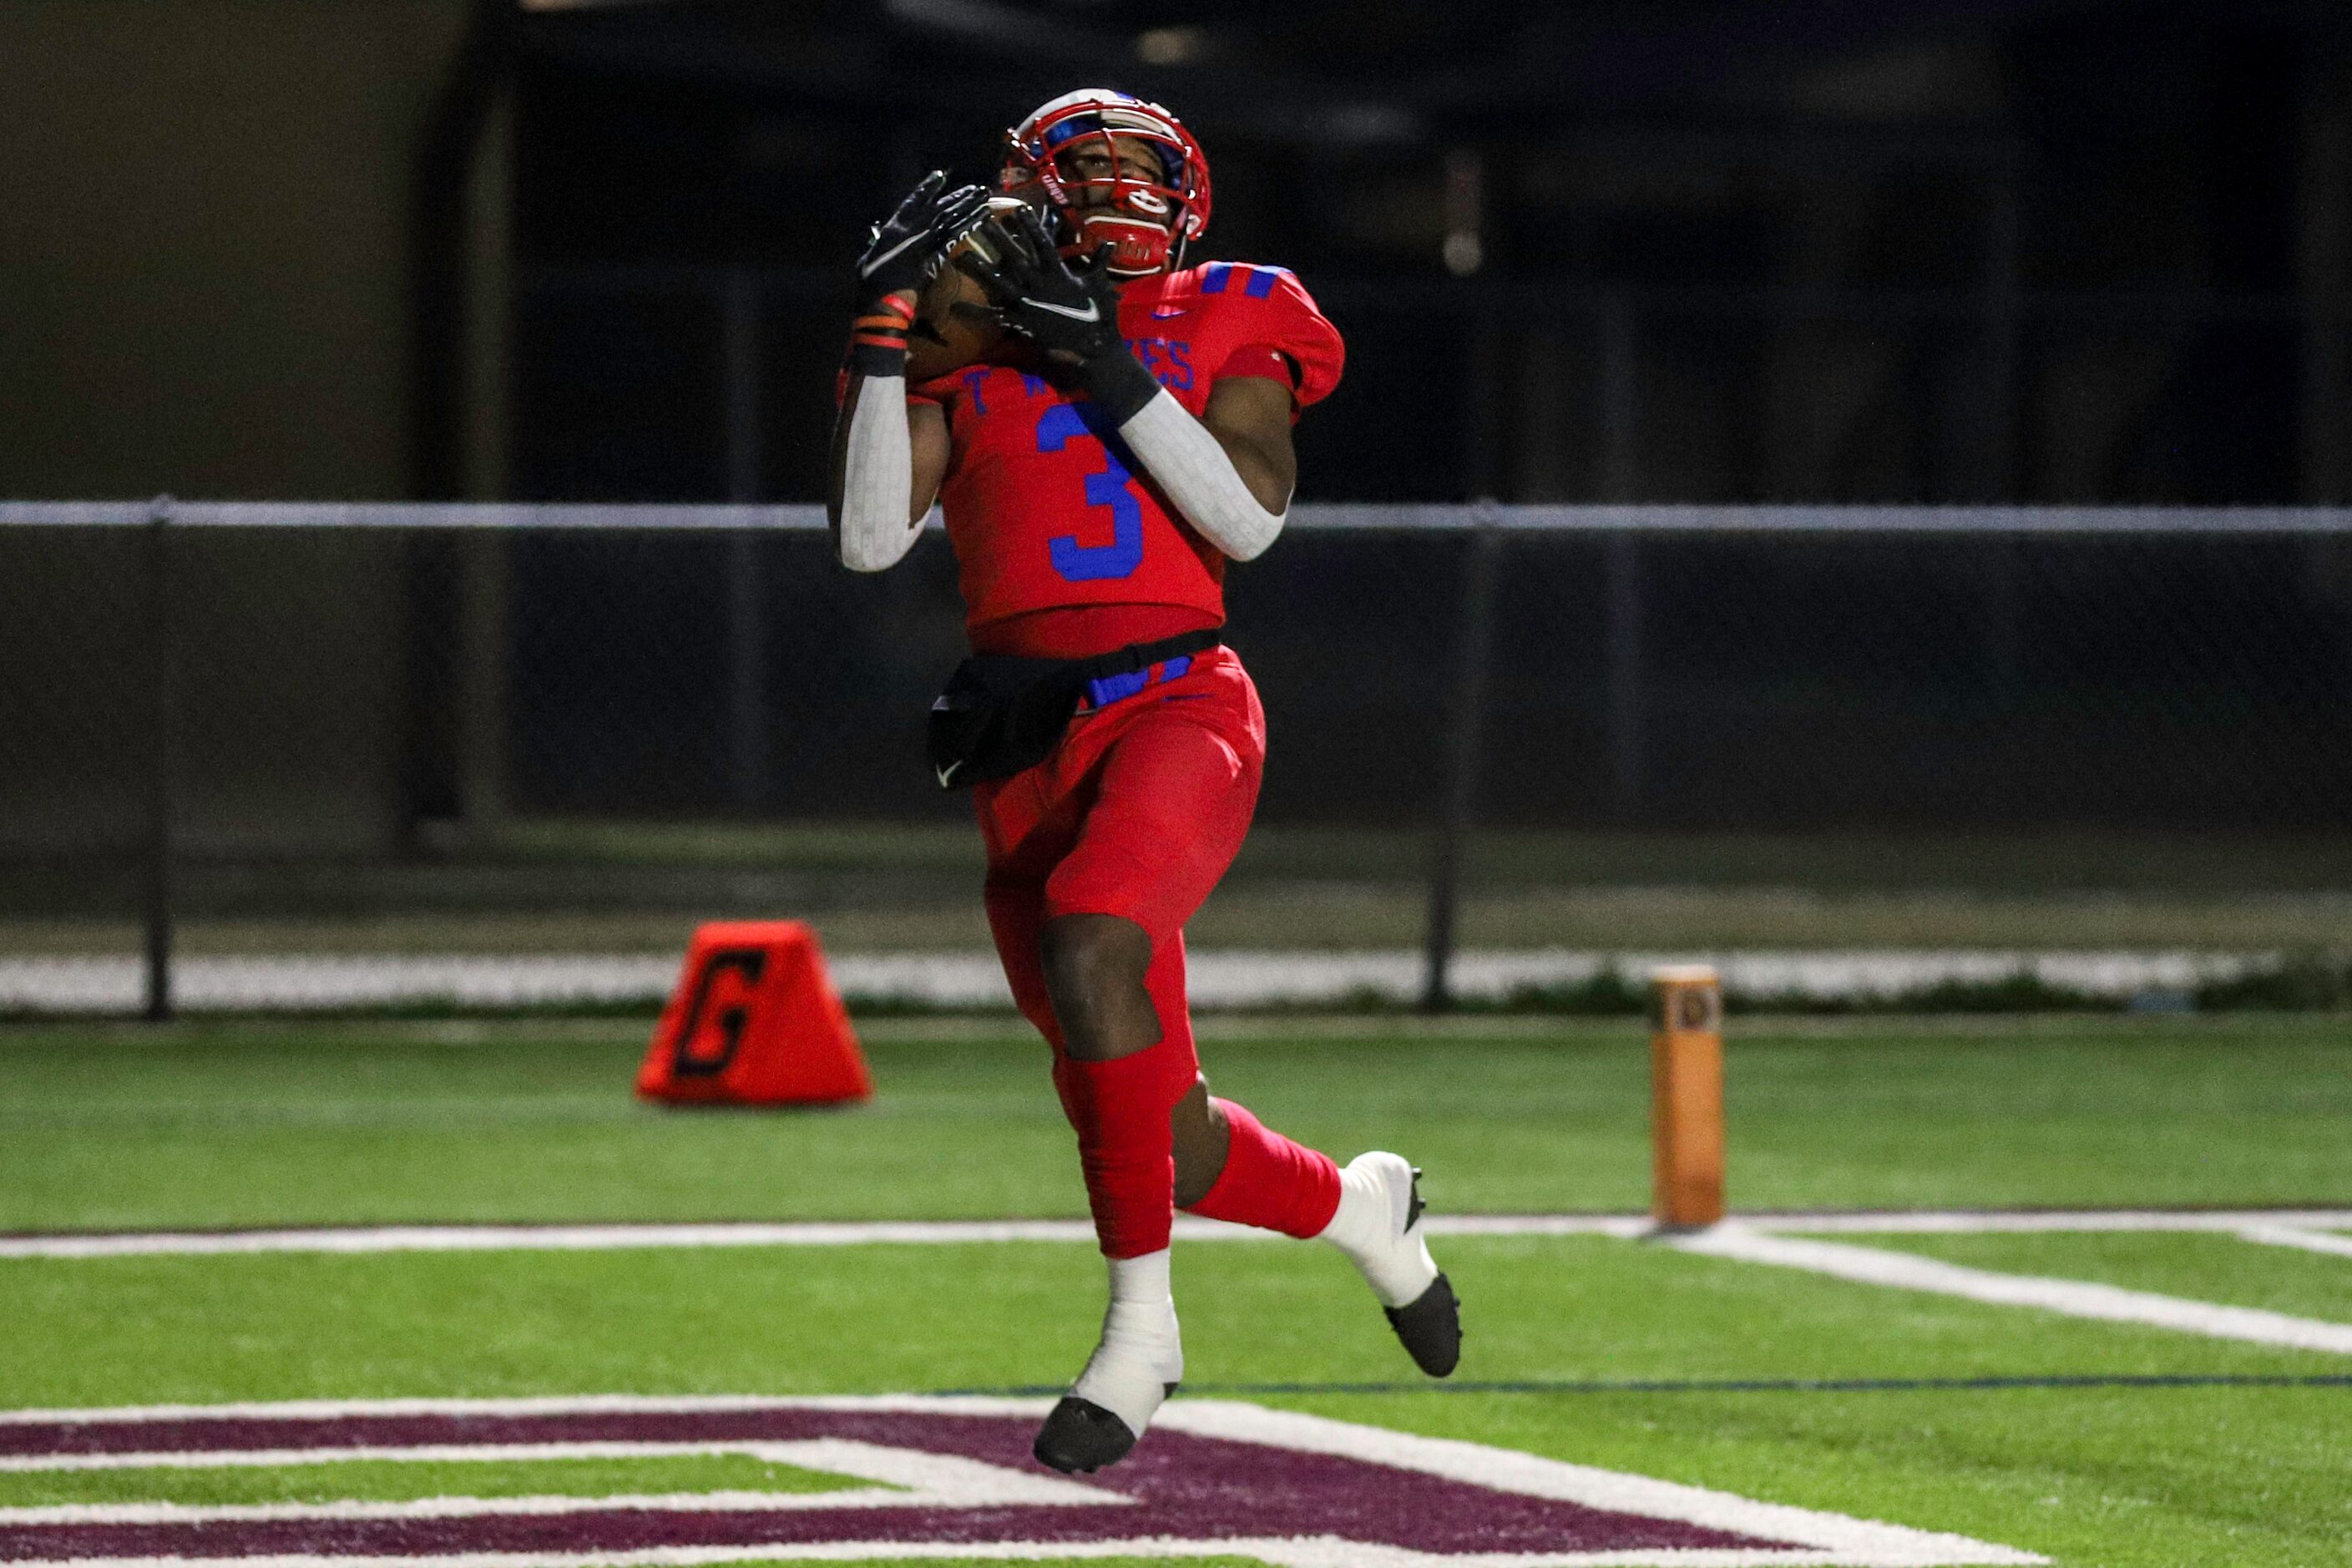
[0,1395,2043,1566]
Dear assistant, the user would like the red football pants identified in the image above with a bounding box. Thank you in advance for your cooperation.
[978,648,1338,1257]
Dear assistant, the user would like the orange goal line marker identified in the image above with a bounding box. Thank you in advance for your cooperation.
[1649,964,1726,1232]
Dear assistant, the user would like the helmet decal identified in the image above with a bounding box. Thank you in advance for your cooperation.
[999,88,1211,276]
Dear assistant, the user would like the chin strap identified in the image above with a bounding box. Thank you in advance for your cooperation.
[1072,212,1174,276]
[1114,387,1287,562]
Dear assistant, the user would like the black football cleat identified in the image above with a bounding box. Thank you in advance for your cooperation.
[1383,1269,1463,1378]
[1032,1384,1177,1474]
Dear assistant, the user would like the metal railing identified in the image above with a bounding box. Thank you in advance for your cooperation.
[4,500,2349,1019]
[9,500,2350,531]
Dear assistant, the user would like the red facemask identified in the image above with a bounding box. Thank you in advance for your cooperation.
[999,89,1212,276]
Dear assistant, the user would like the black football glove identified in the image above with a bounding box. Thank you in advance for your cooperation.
[856,170,991,306]
[955,207,1161,424]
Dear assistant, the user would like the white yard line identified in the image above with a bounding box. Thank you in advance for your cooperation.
[3,1211,2340,1372]
[0,1220,1123,1259]
[1671,1227,2352,1356]
[1748,1209,2352,1236]
[6,1209,2349,1260]
[0,1440,1093,1495]
[0,1439,1119,1524]
[2235,1224,2352,1260]
[0,1394,1062,1429]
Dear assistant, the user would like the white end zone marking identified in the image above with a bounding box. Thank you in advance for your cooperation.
[0,1394,2041,1566]
[2236,1224,2352,1260]
[0,1439,965,1471]
[7,1210,2350,1260]
[1672,1227,2352,1355]
[1161,1401,2041,1566]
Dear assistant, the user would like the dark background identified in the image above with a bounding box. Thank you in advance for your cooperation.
[498,0,2350,509]
[479,0,2352,832]
[3,0,2349,863]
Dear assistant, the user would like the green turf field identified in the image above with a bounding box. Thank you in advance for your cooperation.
[0,1454,859,1510]
[2,1014,2346,1567]
[1,1014,2344,1229]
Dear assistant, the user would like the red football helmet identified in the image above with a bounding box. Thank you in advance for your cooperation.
[999,89,1211,276]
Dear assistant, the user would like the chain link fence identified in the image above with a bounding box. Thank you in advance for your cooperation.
[3,503,2349,1015]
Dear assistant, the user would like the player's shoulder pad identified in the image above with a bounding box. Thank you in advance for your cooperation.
[1178,260,1344,407]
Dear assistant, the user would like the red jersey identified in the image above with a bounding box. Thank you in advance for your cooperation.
[910,260,1343,656]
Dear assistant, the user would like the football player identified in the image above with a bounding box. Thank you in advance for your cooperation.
[826,89,1460,1474]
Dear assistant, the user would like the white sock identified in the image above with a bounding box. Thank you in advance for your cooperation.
[1316,1154,1439,1308]
[1069,1248,1182,1437]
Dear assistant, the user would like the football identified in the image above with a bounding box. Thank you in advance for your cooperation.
[905,197,1025,382]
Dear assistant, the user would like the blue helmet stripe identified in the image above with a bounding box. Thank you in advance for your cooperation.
[1040,114,1103,150]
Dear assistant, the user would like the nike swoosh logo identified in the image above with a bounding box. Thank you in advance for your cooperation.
[934,760,964,788]
[1025,297,1101,322]
[1151,306,1186,319]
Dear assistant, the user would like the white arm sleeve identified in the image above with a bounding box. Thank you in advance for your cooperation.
[1115,387,1287,562]
[836,374,921,573]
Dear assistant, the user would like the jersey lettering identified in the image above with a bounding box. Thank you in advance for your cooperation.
[1129,337,1195,391]
[1034,403,1145,581]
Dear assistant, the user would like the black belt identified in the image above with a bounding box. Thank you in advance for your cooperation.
[927,630,1223,790]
